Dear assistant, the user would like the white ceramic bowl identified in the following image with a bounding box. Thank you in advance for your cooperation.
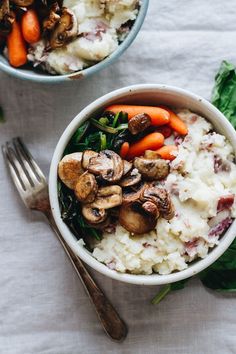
[0,1,149,83]
[49,84,236,285]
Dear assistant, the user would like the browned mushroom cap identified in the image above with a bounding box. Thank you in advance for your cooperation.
[11,0,34,6]
[0,0,14,35]
[119,168,141,187]
[50,7,77,49]
[82,150,98,169]
[58,152,84,189]
[74,171,98,203]
[87,150,124,183]
[43,2,60,31]
[144,150,161,159]
[90,185,122,209]
[122,182,147,204]
[123,160,133,176]
[128,113,151,135]
[87,217,111,230]
[119,203,156,234]
[142,201,159,219]
[141,186,175,220]
[134,157,169,180]
[82,205,107,224]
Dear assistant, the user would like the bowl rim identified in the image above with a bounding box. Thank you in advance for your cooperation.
[0,0,149,83]
[49,84,236,285]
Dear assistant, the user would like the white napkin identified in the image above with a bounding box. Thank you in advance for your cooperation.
[0,1,236,353]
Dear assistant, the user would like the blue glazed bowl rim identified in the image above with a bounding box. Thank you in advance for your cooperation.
[0,0,149,83]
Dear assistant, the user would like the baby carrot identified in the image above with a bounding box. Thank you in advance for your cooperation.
[120,142,129,159]
[160,106,188,135]
[105,105,170,126]
[21,9,40,44]
[156,145,178,161]
[126,132,164,159]
[7,20,27,67]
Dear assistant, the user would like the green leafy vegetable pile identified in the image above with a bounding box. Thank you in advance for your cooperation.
[152,60,236,304]
[58,110,130,245]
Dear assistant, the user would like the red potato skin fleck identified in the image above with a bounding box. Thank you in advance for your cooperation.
[217,195,234,212]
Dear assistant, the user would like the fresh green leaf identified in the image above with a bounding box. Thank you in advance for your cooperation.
[151,279,189,305]
[151,284,172,305]
[212,60,236,128]
[199,238,236,291]
[0,106,5,123]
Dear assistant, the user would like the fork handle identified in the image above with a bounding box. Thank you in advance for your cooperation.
[44,210,128,342]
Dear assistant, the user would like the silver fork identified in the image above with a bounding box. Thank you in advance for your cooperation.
[2,137,127,342]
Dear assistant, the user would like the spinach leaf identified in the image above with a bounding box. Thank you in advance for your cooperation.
[58,111,130,245]
[212,60,236,128]
[58,180,102,244]
[199,238,236,291]
[151,279,189,304]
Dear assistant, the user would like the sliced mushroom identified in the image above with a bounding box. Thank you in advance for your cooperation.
[134,157,169,180]
[128,113,151,135]
[119,168,141,187]
[144,150,161,159]
[74,171,98,203]
[119,203,156,234]
[141,186,175,220]
[123,160,133,176]
[43,2,60,31]
[58,152,84,189]
[142,201,159,219]
[88,150,124,183]
[50,7,77,49]
[0,0,14,35]
[87,216,111,230]
[90,185,122,209]
[11,0,34,6]
[82,205,107,224]
[82,150,98,169]
[122,182,147,204]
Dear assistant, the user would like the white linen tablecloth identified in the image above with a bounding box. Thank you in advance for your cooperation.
[1,1,236,353]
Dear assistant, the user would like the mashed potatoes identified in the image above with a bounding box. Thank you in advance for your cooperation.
[28,0,139,74]
[92,110,236,275]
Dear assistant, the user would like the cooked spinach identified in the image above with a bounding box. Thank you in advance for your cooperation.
[58,180,102,244]
[152,61,236,305]
[58,110,131,243]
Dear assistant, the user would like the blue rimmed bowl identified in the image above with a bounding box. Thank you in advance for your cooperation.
[0,0,149,83]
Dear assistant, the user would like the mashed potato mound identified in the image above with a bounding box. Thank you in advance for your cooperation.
[28,0,139,74]
[92,110,236,275]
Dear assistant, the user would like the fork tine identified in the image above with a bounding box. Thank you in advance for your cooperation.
[2,144,28,193]
[14,137,46,183]
[13,138,39,187]
[5,142,33,191]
